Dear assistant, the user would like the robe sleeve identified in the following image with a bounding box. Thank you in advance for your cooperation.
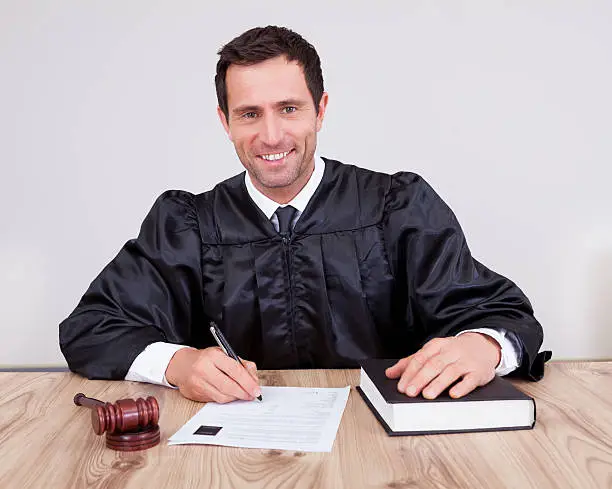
[384,173,550,380]
[59,190,204,380]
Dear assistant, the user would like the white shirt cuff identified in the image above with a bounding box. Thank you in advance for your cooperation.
[124,342,190,388]
[456,328,521,376]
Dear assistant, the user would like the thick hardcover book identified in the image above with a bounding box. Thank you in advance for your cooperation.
[357,358,536,436]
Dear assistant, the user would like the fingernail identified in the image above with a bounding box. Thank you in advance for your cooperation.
[406,385,417,396]
[397,382,405,392]
[253,388,262,398]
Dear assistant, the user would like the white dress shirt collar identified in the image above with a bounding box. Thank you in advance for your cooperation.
[244,154,325,219]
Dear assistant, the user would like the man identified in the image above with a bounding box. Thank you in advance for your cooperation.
[59,26,548,405]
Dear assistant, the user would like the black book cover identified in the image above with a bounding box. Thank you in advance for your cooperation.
[358,358,536,436]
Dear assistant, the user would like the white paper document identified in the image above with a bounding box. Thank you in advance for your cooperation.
[168,386,350,452]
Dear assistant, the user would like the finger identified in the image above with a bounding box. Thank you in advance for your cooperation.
[400,338,447,382]
[422,363,466,399]
[399,353,453,397]
[396,345,444,394]
[386,339,444,380]
[246,364,259,382]
[449,373,480,399]
[396,353,428,393]
[183,377,236,404]
[208,366,254,401]
[214,354,261,399]
[198,378,238,404]
[385,357,410,378]
[240,358,259,382]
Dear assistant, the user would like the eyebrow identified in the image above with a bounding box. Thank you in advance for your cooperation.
[276,98,307,108]
[231,99,308,116]
[232,105,260,116]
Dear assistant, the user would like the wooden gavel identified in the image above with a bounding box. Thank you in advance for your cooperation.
[74,393,160,451]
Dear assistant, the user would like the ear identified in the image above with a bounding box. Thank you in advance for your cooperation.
[217,106,232,140]
[315,92,329,132]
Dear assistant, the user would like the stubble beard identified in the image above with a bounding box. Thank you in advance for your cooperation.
[245,144,316,192]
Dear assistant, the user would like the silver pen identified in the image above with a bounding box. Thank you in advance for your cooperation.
[209,321,262,401]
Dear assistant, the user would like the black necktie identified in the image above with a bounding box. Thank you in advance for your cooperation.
[275,205,297,236]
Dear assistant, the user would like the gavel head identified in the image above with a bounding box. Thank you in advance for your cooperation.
[92,397,159,435]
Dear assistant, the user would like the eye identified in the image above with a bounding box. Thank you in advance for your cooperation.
[282,106,297,114]
[242,112,257,119]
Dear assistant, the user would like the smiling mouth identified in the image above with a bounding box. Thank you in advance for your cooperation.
[257,149,294,162]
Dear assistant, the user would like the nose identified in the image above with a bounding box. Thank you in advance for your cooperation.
[259,113,283,147]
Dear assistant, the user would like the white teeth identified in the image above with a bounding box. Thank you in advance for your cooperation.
[260,151,290,161]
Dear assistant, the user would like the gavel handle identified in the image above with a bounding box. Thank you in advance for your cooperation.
[74,393,105,408]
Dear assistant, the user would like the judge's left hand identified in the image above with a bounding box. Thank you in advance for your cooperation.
[385,333,501,399]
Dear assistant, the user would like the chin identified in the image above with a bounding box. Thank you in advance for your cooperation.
[259,177,297,189]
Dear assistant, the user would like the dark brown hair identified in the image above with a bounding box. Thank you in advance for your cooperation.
[215,26,324,120]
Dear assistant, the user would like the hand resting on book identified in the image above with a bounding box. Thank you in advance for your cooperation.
[385,332,502,400]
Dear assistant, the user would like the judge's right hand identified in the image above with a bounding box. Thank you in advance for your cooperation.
[164,346,261,403]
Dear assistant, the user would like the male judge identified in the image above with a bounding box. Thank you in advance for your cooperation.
[59,26,547,404]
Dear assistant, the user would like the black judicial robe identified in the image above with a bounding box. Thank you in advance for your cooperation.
[59,158,548,381]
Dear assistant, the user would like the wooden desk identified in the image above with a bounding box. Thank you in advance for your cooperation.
[0,362,610,489]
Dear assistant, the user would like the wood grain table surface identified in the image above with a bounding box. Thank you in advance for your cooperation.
[0,361,610,489]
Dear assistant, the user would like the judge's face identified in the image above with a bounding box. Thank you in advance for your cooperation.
[218,56,328,203]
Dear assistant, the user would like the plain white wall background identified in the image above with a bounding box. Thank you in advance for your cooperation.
[1,1,611,366]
